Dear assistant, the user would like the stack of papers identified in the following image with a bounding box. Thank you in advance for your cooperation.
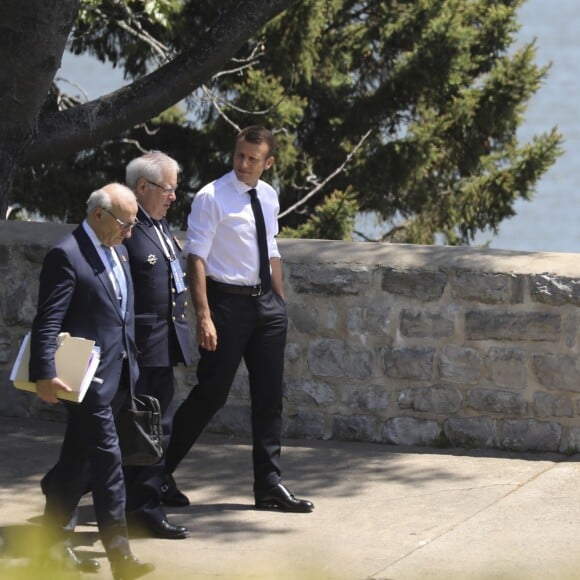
[10,332,101,403]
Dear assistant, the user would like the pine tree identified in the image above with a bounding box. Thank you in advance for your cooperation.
[12,0,562,245]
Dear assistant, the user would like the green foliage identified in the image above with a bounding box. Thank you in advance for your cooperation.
[70,0,183,77]
[13,0,563,245]
[279,189,359,240]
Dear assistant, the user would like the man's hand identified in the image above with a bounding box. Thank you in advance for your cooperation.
[197,317,218,351]
[36,378,72,404]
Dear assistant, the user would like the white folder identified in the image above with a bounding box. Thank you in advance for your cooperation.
[10,332,101,403]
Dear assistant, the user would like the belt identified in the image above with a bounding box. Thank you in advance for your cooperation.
[207,278,263,296]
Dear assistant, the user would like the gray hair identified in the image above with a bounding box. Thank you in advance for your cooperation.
[125,151,181,190]
[86,188,112,215]
[86,184,136,215]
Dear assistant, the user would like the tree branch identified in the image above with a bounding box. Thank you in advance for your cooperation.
[278,130,372,219]
[26,0,297,164]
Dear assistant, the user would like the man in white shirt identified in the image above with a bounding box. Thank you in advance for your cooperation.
[162,126,313,512]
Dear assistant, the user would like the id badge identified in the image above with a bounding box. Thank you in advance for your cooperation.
[170,259,186,294]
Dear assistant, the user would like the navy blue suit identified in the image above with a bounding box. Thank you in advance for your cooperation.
[123,210,191,521]
[29,224,138,559]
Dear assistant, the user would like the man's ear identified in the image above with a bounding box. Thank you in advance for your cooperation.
[135,177,148,195]
[265,156,275,170]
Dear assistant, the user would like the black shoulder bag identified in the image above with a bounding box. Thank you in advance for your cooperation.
[115,394,163,466]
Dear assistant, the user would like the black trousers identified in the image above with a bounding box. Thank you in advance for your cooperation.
[124,366,175,521]
[165,288,287,491]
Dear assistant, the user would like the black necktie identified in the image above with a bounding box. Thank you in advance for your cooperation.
[248,188,271,293]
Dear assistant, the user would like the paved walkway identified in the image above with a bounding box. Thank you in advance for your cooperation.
[1,416,580,579]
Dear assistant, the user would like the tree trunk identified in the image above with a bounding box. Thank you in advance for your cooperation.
[0,153,17,219]
[0,0,79,218]
[25,0,296,165]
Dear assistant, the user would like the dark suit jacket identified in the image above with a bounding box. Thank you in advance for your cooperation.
[29,224,139,406]
[124,209,191,368]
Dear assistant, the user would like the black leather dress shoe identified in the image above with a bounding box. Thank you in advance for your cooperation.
[255,483,314,513]
[110,554,155,580]
[42,544,100,574]
[160,474,190,507]
[128,514,189,540]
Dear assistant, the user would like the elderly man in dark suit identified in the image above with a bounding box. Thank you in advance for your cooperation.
[122,152,192,539]
[30,183,154,580]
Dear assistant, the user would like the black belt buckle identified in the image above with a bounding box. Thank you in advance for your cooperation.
[251,285,262,297]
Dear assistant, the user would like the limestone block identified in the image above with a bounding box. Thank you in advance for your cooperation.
[533,392,574,418]
[382,416,441,446]
[332,414,380,442]
[439,345,481,384]
[400,309,454,338]
[398,385,462,414]
[0,371,35,418]
[451,271,523,304]
[383,347,435,381]
[487,347,526,390]
[381,268,447,301]
[207,405,251,437]
[3,277,38,327]
[564,312,577,349]
[465,311,561,342]
[347,306,391,336]
[285,342,302,363]
[0,332,10,364]
[285,379,337,406]
[287,303,319,334]
[284,409,325,439]
[467,388,526,415]
[20,242,51,265]
[308,338,374,379]
[444,417,497,448]
[532,353,580,393]
[0,246,9,268]
[342,384,390,411]
[565,426,580,453]
[530,274,580,306]
[288,263,370,295]
[500,419,562,452]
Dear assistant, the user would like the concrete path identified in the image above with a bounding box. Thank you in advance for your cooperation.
[1,416,579,579]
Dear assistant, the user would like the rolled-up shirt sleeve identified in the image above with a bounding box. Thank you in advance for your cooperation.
[184,191,218,258]
[264,189,281,260]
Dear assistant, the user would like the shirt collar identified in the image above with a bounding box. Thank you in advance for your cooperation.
[227,170,260,195]
[82,219,103,249]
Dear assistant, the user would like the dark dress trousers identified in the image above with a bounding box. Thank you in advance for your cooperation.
[123,210,191,521]
[29,225,139,559]
[165,286,288,492]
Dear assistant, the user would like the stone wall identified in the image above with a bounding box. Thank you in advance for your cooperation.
[3,222,580,453]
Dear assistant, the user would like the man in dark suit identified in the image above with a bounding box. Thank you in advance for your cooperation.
[163,126,314,513]
[30,183,154,580]
[122,152,191,539]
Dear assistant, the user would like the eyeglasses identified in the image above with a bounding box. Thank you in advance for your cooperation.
[102,208,139,230]
[144,178,177,195]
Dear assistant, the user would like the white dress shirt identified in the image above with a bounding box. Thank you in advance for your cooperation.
[83,220,126,300]
[185,170,281,286]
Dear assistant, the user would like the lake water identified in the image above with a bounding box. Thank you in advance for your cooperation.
[59,0,580,253]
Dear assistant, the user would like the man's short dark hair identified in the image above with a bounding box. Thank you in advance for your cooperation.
[237,126,276,157]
